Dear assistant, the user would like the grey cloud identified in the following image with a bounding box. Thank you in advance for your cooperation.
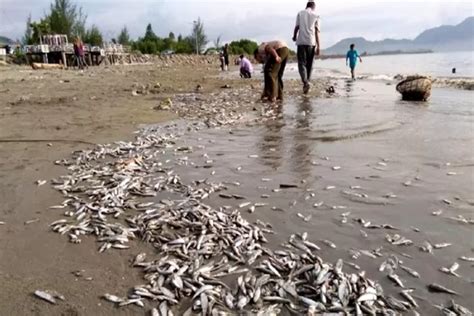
[0,0,472,47]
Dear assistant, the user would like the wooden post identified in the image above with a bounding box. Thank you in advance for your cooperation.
[61,52,67,68]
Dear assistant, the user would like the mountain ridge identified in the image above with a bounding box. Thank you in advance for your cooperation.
[324,17,474,55]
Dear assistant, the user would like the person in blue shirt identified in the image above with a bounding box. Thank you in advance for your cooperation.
[346,44,362,80]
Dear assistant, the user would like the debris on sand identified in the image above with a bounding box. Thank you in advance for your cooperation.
[46,123,404,315]
[34,290,65,304]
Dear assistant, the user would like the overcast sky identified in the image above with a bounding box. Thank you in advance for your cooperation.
[0,0,472,48]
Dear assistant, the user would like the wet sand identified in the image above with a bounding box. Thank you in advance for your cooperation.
[172,82,474,313]
[0,63,328,315]
[0,63,473,315]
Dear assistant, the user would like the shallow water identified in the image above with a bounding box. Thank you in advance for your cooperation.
[158,81,473,312]
[296,51,474,79]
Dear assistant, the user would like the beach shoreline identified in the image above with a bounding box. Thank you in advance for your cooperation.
[0,63,331,315]
[0,63,473,315]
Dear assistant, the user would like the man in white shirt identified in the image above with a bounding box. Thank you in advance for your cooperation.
[293,0,321,94]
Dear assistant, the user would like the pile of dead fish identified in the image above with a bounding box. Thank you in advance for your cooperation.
[46,125,406,315]
[171,88,260,128]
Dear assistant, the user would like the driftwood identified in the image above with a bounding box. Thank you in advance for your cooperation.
[396,75,432,101]
[31,63,64,70]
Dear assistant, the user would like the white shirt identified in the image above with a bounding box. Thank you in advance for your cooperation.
[295,8,320,47]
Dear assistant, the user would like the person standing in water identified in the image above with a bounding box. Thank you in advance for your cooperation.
[346,44,362,80]
[293,0,321,94]
[254,41,289,103]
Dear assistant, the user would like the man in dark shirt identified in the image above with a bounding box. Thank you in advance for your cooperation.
[223,43,229,71]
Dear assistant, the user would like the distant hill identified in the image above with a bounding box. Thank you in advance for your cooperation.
[324,17,474,55]
[0,36,14,45]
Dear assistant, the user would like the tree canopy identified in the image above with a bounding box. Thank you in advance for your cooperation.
[83,25,103,46]
[117,26,130,45]
[228,39,259,55]
[48,0,86,38]
[190,18,208,54]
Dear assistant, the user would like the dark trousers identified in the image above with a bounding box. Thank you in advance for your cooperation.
[263,47,289,100]
[240,69,252,78]
[297,45,315,85]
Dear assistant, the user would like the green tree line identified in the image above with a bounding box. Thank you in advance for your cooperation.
[23,0,259,55]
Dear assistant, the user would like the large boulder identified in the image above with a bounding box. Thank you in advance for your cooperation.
[396,75,432,101]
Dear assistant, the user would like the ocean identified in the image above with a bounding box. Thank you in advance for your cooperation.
[285,51,474,80]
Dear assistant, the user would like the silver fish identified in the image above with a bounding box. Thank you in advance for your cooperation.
[428,283,459,295]
[400,265,420,278]
[34,290,58,304]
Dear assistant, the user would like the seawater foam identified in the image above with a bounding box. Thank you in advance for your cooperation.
[365,74,396,81]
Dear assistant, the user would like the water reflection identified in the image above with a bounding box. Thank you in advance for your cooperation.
[290,98,314,178]
[345,79,354,96]
[257,119,285,170]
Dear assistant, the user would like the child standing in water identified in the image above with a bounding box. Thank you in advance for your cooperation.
[346,44,362,80]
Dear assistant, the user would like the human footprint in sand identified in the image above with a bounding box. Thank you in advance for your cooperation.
[254,41,289,103]
[346,44,363,80]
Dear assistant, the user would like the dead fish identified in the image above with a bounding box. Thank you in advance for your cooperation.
[322,240,337,249]
[448,300,472,315]
[303,240,321,251]
[388,273,405,288]
[34,290,63,304]
[36,180,47,186]
[325,186,336,190]
[313,201,324,208]
[459,256,474,262]
[428,283,459,295]
[346,262,361,270]
[219,193,233,199]
[297,213,310,222]
[400,265,420,278]
[432,209,443,216]
[239,202,251,208]
[449,262,460,273]
[357,293,377,303]
[271,207,285,212]
[332,166,341,171]
[443,199,453,205]
[420,241,433,253]
[24,218,40,225]
[119,298,144,307]
[103,293,123,303]
[434,243,452,249]
[400,290,418,308]
[359,250,377,259]
[440,262,461,278]
[133,253,147,266]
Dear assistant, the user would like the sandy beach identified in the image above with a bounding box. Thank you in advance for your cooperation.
[0,60,473,316]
